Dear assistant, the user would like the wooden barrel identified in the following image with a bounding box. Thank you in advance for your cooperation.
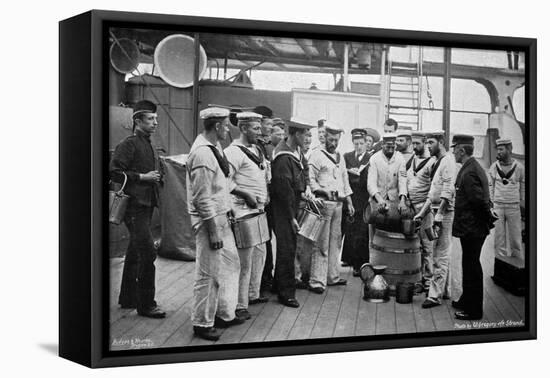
[369,229,421,289]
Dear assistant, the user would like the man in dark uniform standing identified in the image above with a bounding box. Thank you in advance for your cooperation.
[271,119,315,308]
[109,100,166,318]
[451,134,495,320]
[342,128,371,276]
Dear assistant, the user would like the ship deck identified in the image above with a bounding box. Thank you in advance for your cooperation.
[109,231,525,350]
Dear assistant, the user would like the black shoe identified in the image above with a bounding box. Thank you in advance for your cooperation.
[327,278,347,286]
[421,298,441,309]
[278,296,300,308]
[308,286,325,294]
[193,326,222,341]
[455,311,482,320]
[451,300,464,310]
[353,269,360,277]
[137,306,166,319]
[249,296,269,305]
[235,309,252,320]
[295,280,309,290]
[341,262,351,267]
[120,303,136,309]
[214,315,246,328]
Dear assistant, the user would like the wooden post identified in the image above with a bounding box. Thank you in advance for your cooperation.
[443,47,452,148]
[343,43,349,92]
[192,33,201,140]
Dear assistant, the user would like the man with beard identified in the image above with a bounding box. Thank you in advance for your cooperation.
[110,100,165,319]
[341,128,371,276]
[367,133,409,241]
[396,128,414,169]
[451,134,495,320]
[306,125,354,293]
[413,131,456,309]
[406,131,435,294]
[225,112,270,320]
[488,139,525,259]
[187,107,245,341]
[271,119,315,307]
[370,118,399,153]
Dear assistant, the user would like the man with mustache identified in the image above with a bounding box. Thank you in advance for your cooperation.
[488,138,525,259]
[306,124,354,293]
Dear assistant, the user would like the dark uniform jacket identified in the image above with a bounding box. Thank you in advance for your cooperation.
[270,140,309,221]
[452,157,492,238]
[110,129,159,207]
[343,150,371,207]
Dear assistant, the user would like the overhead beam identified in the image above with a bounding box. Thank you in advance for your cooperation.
[296,39,315,59]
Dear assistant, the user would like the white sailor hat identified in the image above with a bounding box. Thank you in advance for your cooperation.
[324,121,344,134]
[199,107,230,120]
[383,132,397,141]
[396,127,412,138]
[495,138,512,147]
[236,112,263,121]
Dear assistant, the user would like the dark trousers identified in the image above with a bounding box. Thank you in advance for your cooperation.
[261,204,274,292]
[341,206,369,271]
[118,204,157,311]
[459,235,487,316]
[272,210,297,300]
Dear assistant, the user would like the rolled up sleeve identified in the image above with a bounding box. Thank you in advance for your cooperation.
[439,157,456,202]
[367,157,380,198]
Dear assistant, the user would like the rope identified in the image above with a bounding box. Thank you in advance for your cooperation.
[109,31,193,148]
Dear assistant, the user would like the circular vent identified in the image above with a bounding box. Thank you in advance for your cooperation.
[110,38,140,74]
[154,34,207,88]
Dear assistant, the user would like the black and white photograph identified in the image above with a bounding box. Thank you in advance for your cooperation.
[106,24,531,351]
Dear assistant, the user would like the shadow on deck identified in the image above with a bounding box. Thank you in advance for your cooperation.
[109,231,526,350]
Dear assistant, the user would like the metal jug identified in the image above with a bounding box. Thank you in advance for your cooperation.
[360,263,390,303]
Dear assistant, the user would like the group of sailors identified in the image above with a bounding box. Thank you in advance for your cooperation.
[109,100,525,342]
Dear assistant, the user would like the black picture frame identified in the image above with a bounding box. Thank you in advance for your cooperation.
[59,9,537,368]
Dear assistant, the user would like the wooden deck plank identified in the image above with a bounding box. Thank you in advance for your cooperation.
[375,300,396,335]
[355,292,377,336]
[213,300,269,345]
[395,301,416,334]
[241,297,284,343]
[431,299,454,332]
[264,289,309,341]
[287,288,327,340]
[443,300,471,331]
[484,275,522,322]
[333,275,362,338]
[309,279,348,339]
[412,294,436,332]
[110,261,193,339]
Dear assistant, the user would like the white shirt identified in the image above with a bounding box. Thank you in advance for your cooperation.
[308,148,353,199]
[367,150,407,202]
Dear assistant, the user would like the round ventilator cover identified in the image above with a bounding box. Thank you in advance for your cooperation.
[154,34,207,88]
[110,38,140,74]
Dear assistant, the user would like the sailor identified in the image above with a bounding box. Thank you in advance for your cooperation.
[371,118,399,153]
[307,118,327,157]
[396,128,414,168]
[406,131,435,294]
[187,107,245,341]
[367,133,409,242]
[225,112,271,319]
[253,105,276,296]
[488,138,525,259]
[341,128,371,276]
[306,124,354,293]
[413,131,456,309]
[270,119,315,307]
[109,100,166,319]
[271,118,287,154]
[303,129,313,156]
[451,134,495,320]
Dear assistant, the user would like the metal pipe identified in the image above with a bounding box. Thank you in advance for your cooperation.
[343,43,349,92]
[192,33,201,140]
[442,47,452,147]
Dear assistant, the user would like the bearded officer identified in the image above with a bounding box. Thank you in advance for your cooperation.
[488,138,525,259]
[109,100,165,318]
[396,128,414,169]
[225,112,270,319]
[306,124,354,293]
[271,119,315,307]
[187,107,246,341]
